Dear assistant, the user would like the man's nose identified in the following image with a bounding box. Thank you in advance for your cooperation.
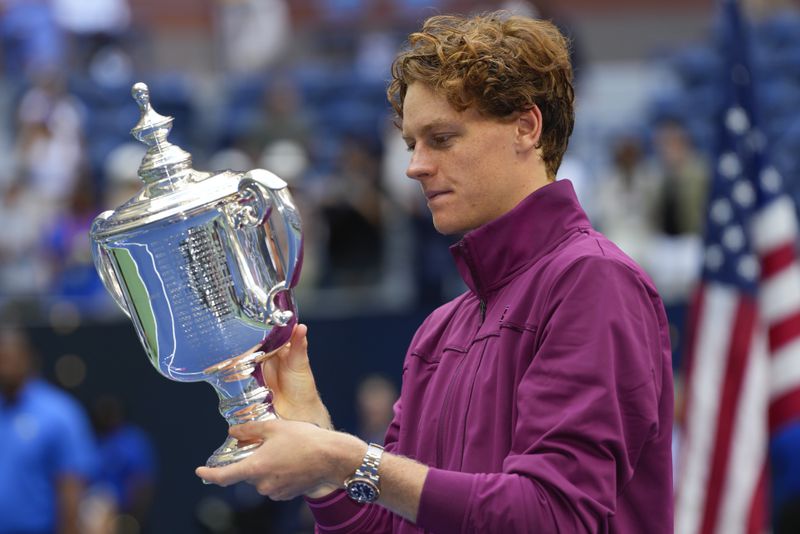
[406,146,435,181]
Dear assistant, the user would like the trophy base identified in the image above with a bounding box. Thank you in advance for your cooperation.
[203,347,284,469]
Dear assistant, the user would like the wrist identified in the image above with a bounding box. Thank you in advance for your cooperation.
[303,403,333,431]
[312,401,334,430]
[276,398,333,430]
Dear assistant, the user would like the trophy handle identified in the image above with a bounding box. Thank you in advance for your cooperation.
[241,169,303,289]
[90,212,131,317]
[226,169,303,327]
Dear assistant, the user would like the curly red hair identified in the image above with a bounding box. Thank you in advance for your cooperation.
[388,12,575,178]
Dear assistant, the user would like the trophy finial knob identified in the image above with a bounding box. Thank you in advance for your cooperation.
[132,82,150,110]
[129,81,193,183]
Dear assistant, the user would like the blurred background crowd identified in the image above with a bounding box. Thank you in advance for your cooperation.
[1,0,800,532]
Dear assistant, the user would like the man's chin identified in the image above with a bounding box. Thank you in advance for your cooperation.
[431,220,457,236]
[432,217,471,236]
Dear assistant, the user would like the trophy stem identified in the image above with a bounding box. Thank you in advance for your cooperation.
[204,349,278,467]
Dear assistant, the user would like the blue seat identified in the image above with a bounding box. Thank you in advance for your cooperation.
[755,10,800,51]
[670,46,723,89]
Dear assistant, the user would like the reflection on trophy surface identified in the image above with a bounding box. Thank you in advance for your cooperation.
[89,82,303,468]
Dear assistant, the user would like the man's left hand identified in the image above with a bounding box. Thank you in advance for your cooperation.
[196,419,365,500]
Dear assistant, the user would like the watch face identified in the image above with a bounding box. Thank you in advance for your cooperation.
[346,480,379,503]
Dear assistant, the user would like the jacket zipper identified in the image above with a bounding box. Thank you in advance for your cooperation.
[435,297,486,466]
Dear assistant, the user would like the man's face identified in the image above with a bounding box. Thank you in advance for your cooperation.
[401,83,535,235]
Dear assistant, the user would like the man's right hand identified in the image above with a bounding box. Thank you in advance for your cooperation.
[262,324,333,430]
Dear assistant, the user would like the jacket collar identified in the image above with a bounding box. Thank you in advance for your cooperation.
[450,179,591,299]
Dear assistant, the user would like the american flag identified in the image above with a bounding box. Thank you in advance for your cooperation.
[674,1,800,533]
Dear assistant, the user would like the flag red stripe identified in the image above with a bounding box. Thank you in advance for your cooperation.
[699,297,757,534]
[762,242,796,279]
[746,464,768,534]
[770,387,800,432]
[768,310,800,352]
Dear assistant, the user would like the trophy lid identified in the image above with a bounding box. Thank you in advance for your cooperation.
[130,82,193,183]
[91,82,243,239]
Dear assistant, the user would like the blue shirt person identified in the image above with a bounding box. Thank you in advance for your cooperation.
[0,327,96,534]
[88,395,156,528]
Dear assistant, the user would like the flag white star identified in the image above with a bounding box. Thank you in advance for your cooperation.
[760,166,782,193]
[722,225,745,251]
[719,152,741,179]
[711,198,734,225]
[733,180,755,207]
[725,106,750,134]
[737,254,759,281]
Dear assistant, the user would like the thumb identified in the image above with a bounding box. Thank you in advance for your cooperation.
[283,323,312,374]
[260,339,292,390]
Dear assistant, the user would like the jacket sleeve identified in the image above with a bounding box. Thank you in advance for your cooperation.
[306,397,405,533]
[416,256,668,533]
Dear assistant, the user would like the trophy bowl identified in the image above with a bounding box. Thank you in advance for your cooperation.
[90,83,303,467]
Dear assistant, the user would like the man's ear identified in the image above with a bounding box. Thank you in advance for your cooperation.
[515,106,543,154]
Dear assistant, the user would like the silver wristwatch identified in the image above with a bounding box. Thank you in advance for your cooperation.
[344,443,384,504]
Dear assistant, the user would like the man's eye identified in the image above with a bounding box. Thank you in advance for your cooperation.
[405,143,415,152]
[432,135,453,146]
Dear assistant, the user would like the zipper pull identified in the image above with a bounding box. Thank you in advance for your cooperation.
[479,299,486,322]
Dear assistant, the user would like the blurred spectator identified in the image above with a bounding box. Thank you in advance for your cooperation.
[593,133,661,265]
[50,0,132,76]
[318,135,387,287]
[651,119,709,237]
[215,0,290,74]
[42,172,105,308]
[0,179,54,301]
[356,373,398,445]
[13,69,86,206]
[239,76,313,162]
[83,395,156,534]
[0,325,96,534]
[0,0,64,79]
[643,119,709,306]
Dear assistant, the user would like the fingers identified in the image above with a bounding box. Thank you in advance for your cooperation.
[196,421,278,486]
[198,463,301,501]
[229,420,276,441]
[196,462,249,487]
[260,324,309,378]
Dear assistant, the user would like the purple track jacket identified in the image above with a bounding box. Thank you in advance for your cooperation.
[308,180,674,533]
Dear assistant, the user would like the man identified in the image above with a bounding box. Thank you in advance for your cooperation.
[0,326,96,534]
[198,12,674,532]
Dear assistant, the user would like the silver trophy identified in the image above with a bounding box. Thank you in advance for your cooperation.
[90,83,303,467]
